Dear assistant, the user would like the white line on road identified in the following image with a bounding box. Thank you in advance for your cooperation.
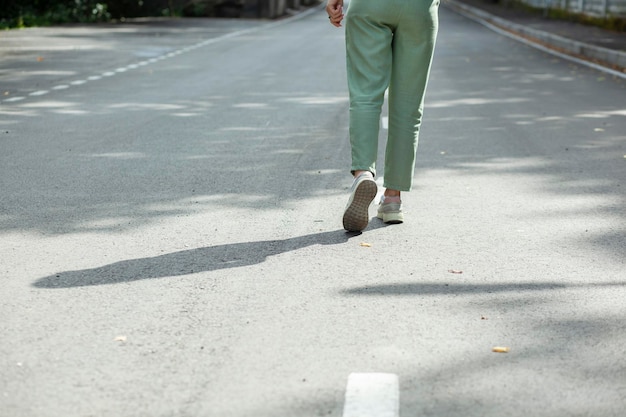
[343,373,399,417]
[1,5,324,105]
[452,7,626,80]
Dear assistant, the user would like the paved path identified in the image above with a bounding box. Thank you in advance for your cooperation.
[1,6,625,417]
[447,0,626,71]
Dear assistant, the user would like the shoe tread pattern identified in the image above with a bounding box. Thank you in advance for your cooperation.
[343,180,377,232]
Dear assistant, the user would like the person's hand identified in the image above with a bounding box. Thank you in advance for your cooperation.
[326,0,344,27]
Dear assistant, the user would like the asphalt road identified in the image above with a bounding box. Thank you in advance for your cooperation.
[1,5,625,417]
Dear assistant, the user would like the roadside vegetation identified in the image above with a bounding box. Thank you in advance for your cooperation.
[0,0,248,29]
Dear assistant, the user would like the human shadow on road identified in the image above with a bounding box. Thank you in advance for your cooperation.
[34,229,356,289]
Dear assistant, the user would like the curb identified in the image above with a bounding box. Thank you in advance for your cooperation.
[445,0,626,71]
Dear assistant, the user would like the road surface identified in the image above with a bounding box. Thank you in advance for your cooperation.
[1,5,625,417]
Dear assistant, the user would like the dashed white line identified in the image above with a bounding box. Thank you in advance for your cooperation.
[1,5,323,105]
[343,373,399,417]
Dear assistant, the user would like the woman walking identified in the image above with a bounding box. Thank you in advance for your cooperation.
[327,0,440,232]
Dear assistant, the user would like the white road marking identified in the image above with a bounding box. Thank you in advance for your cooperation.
[52,85,70,90]
[343,373,399,417]
[452,6,626,80]
[1,5,324,104]
[382,116,389,130]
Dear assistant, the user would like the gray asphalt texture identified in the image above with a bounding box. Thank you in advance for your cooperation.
[451,0,626,53]
[1,5,625,417]
[448,0,626,70]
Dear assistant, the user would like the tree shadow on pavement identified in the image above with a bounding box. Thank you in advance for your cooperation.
[33,229,357,289]
[340,281,625,296]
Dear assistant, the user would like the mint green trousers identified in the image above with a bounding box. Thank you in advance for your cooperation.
[345,0,439,191]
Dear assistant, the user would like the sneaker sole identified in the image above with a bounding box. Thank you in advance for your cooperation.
[343,180,377,232]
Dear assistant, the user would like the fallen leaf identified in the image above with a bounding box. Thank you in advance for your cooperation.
[448,269,463,274]
[114,336,127,342]
[359,242,372,247]
[594,128,605,132]
[37,56,44,62]
[492,346,510,353]
[481,316,488,320]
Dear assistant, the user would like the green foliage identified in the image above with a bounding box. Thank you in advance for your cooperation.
[181,0,245,18]
[0,0,183,28]
[1,0,111,28]
[182,0,218,16]
[546,8,626,32]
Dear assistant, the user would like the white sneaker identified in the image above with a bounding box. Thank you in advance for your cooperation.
[377,195,403,224]
[342,173,377,232]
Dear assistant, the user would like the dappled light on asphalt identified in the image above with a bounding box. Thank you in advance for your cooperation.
[283,96,349,105]
[0,83,354,235]
[417,26,626,260]
[1,8,625,417]
[109,102,187,111]
[427,97,530,108]
[89,152,147,159]
[1,61,623,266]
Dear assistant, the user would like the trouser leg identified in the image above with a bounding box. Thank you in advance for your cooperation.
[383,0,439,191]
[345,0,393,177]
